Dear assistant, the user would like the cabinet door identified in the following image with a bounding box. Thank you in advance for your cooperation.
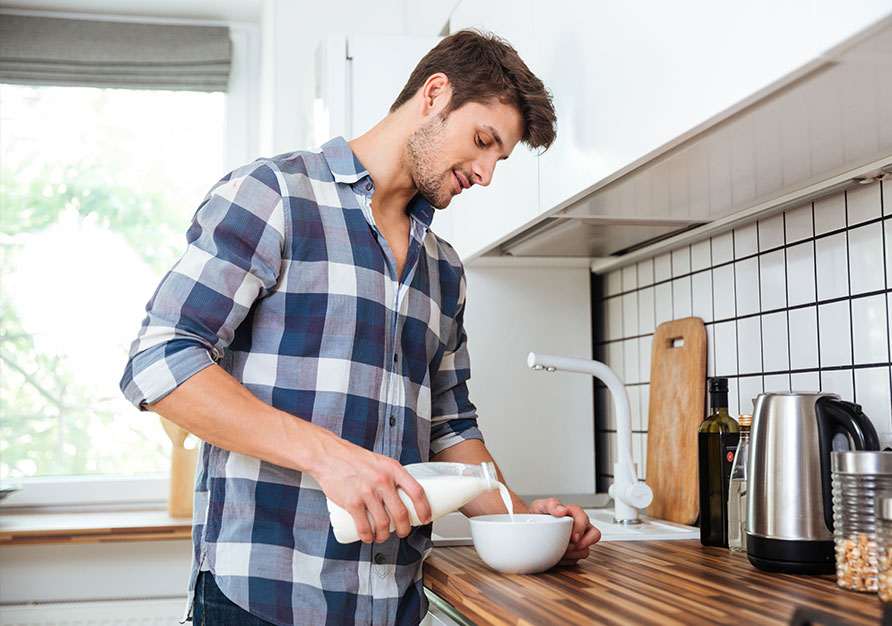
[536,0,892,215]
[445,0,542,260]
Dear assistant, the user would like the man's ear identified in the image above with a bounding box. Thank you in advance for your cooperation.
[419,73,451,116]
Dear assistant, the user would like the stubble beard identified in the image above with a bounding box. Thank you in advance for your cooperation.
[405,114,454,210]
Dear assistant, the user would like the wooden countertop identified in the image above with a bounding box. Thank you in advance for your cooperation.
[423,540,884,625]
[0,509,192,545]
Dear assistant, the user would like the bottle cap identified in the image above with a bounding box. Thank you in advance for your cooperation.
[708,377,728,393]
[738,414,752,427]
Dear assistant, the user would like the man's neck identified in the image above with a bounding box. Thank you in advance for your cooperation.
[348,113,417,225]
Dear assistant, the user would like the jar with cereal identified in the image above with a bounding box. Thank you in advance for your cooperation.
[878,496,892,602]
[831,451,892,593]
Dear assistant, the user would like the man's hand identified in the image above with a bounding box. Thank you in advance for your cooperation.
[311,432,432,544]
[529,498,600,566]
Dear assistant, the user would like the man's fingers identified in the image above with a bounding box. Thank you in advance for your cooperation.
[383,490,412,538]
[395,470,431,525]
[529,497,566,516]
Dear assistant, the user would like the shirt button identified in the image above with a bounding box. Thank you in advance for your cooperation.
[374,553,385,564]
[389,415,396,427]
[365,182,373,191]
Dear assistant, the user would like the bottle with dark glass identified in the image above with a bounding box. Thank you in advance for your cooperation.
[698,377,740,547]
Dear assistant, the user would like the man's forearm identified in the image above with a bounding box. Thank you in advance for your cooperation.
[430,438,528,516]
[148,363,329,475]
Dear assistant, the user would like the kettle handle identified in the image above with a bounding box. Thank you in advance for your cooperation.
[815,397,880,532]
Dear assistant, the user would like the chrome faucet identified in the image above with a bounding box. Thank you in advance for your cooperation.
[528,352,653,524]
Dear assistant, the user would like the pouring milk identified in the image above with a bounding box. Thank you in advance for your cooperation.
[327,461,514,544]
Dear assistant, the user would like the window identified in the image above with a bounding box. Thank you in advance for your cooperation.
[0,84,225,480]
[0,13,258,503]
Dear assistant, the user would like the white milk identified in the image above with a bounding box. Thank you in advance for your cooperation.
[328,473,496,544]
[496,481,514,522]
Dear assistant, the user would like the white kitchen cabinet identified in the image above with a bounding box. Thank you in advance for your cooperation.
[444,0,542,260]
[446,0,892,262]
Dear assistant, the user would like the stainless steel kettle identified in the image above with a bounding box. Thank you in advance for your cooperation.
[746,392,879,574]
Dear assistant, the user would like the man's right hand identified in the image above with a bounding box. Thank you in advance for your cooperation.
[309,431,432,543]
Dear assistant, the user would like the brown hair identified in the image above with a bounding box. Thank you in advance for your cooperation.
[390,29,556,152]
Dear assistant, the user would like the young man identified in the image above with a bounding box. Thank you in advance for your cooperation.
[121,29,599,626]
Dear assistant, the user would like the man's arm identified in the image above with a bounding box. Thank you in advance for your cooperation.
[432,439,600,566]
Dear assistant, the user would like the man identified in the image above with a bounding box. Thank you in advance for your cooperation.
[121,29,600,626]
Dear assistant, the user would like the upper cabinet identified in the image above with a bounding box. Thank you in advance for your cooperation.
[446,0,892,263]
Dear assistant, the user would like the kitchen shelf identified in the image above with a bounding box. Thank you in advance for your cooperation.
[0,509,191,546]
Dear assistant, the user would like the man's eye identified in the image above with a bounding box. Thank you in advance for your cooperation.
[476,135,486,148]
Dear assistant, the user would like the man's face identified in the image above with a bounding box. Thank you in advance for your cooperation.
[405,100,523,209]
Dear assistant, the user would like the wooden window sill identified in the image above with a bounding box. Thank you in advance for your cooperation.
[0,509,192,546]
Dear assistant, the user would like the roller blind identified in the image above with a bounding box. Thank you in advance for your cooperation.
[0,14,231,92]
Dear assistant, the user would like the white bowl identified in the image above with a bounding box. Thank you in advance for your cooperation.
[469,514,572,574]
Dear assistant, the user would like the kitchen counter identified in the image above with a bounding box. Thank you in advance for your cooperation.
[423,540,883,625]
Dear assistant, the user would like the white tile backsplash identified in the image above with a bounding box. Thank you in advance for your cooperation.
[654,252,672,283]
[821,368,854,401]
[734,223,759,259]
[654,282,673,327]
[711,231,734,265]
[735,258,760,316]
[848,222,884,295]
[638,287,655,335]
[814,193,846,235]
[759,214,785,251]
[737,316,762,374]
[713,264,736,320]
[597,184,891,485]
[622,291,639,338]
[714,321,738,376]
[759,250,787,312]
[818,301,853,367]
[762,311,790,372]
[785,203,814,243]
[815,233,849,300]
[672,246,691,277]
[851,294,889,365]
[855,367,892,433]
[638,258,654,288]
[691,270,713,323]
[847,184,882,226]
[691,239,712,272]
[672,276,692,319]
[789,306,819,370]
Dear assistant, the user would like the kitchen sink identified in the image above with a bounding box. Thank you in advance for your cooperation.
[431,509,698,546]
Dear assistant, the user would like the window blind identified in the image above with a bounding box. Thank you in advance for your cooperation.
[0,14,231,92]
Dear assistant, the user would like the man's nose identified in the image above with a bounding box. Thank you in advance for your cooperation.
[471,157,497,187]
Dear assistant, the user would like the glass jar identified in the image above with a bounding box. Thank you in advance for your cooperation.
[831,451,892,592]
[877,496,892,602]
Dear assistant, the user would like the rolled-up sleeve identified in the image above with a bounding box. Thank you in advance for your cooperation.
[120,162,286,409]
[429,272,484,455]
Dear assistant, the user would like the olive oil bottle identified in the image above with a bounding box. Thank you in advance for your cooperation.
[698,377,740,547]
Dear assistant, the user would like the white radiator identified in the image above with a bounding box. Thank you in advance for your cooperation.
[0,597,186,626]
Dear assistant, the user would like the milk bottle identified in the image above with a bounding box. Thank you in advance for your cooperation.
[327,461,506,544]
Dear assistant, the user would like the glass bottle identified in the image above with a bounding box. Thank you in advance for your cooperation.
[698,377,740,547]
[727,414,751,553]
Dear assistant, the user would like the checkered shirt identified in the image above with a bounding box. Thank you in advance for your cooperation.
[120,137,483,626]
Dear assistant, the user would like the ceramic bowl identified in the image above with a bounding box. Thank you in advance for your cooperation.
[469,514,572,574]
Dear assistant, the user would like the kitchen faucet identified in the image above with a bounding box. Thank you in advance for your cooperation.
[527,352,653,524]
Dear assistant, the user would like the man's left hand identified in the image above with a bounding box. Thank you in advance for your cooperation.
[528,498,600,566]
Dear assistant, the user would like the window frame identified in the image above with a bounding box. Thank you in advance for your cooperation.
[0,11,260,512]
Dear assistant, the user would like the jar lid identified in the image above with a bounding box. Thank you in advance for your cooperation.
[738,414,752,427]
[832,450,892,474]
[879,496,892,521]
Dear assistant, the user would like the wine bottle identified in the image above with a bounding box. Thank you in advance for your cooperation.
[698,377,740,547]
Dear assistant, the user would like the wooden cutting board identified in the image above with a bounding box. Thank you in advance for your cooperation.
[645,317,707,525]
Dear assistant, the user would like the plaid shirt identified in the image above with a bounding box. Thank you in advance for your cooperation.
[120,137,483,626]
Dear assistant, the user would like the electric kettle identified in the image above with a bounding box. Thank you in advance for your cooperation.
[746,392,879,574]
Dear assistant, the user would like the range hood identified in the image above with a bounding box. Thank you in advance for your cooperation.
[474,15,892,270]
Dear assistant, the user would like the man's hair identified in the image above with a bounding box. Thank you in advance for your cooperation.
[390,29,556,152]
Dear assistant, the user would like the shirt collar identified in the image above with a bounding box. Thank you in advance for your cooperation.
[322,136,436,231]
[321,136,368,184]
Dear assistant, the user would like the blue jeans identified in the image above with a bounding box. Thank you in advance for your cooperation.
[193,571,275,625]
